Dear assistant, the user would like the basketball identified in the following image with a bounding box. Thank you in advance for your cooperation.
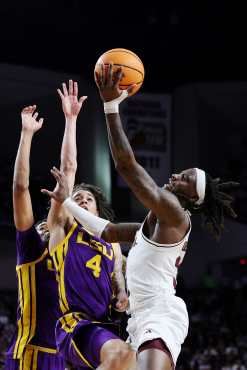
[94,48,145,96]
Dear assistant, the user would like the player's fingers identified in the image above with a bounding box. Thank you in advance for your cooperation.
[73,81,78,96]
[57,89,64,99]
[100,63,106,86]
[62,83,68,96]
[79,96,88,104]
[30,105,37,113]
[106,62,113,86]
[51,166,61,176]
[23,105,35,114]
[52,165,64,175]
[50,167,62,182]
[69,79,73,95]
[38,118,44,126]
[40,189,54,199]
[127,84,137,95]
[52,166,66,182]
[33,112,38,120]
[115,303,126,312]
[21,107,29,114]
[94,71,101,87]
[113,67,123,87]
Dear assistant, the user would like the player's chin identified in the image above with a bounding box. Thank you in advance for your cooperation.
[164,184,175,193]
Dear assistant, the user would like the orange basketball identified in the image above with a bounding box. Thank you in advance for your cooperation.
[94,48,145,96]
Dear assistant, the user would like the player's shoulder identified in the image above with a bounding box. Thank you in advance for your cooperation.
[16,225,47,265]
[16,224,42,244]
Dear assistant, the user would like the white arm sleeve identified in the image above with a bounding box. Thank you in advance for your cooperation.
[63,197,110,237]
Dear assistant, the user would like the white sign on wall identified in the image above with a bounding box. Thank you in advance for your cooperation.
[117,93,172,187]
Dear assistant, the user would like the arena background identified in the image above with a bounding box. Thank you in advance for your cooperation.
[0,2,247,369]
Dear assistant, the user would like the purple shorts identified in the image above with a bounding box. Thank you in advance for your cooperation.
[3,346,65,370]
[56,313,120,368]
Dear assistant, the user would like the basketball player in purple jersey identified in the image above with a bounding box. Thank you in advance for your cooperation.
[44,81,135,369]
[4,79,87,370]
[42,64,239,370]
[3,105,65,370]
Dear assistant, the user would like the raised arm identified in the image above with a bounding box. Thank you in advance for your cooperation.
[47,80,87,231]
[59,80,87,189]
[13,105,43,230]
[42,167,140,243]
[95,64,185,226]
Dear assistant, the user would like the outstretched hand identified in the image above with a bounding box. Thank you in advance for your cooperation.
[94,63,136,102]
[21,105,44,133]
[41,167,70,203]
[57,80,87,119]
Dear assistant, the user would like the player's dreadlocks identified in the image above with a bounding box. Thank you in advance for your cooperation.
[186,174,239,240]
[72,183,115,222]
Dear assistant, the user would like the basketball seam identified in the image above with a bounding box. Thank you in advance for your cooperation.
[103,49,143,65]
[96,63,144,81]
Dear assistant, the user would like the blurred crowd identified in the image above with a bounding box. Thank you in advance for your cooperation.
[0,292,16,368]
[1,280,247,369]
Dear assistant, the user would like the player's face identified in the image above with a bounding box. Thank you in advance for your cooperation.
[72,190,99,216]
[165,168,198,201]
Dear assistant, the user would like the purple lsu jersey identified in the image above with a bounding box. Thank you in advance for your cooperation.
[6,225,62,361]
[51,223,115,320]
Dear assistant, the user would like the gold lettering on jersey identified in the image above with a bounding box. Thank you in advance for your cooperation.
[102,244,113,260]
[90,240,103,253]
[90,240,113,261]
[76,232,113,261]
[76,232,90,246]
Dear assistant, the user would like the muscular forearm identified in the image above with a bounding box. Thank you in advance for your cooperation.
[13,131,33,189]
[113,271,126,294]
[112,243,126,295]
[48,117,78,226]
[60,117,77,174]
[105,113,135,167]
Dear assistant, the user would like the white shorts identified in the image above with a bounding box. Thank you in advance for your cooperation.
[126,295,189,366]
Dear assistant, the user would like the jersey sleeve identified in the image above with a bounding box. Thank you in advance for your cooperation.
[16,225,46,265]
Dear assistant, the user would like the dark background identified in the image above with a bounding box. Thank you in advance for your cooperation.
[1,1,247,90]
[0,0,246,279]
[0,0,246,278]
[1,2,247,368]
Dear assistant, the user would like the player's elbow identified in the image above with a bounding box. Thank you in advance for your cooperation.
[101,222,117,242]
[61,162,77,176]
[13,181,29,194]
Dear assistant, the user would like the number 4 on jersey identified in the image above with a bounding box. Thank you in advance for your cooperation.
[86,255,102,278]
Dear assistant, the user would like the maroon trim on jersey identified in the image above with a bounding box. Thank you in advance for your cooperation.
[140,211,191,249]
[138,338,175,369]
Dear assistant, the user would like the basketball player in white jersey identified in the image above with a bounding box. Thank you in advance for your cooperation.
[42,64,238,370]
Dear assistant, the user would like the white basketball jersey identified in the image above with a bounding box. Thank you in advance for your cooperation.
[126,213,191,312]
